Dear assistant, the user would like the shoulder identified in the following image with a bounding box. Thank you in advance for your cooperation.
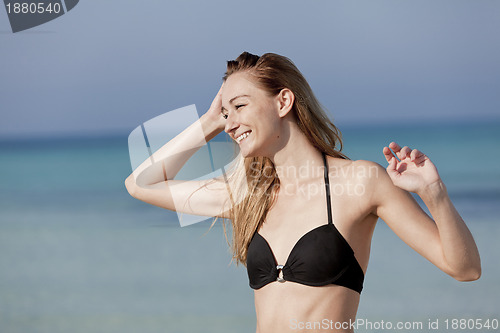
[327,157,386,184]
[327,157,395,204]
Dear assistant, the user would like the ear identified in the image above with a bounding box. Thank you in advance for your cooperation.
[276,88,295,118]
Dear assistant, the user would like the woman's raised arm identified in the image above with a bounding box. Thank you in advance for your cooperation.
[124,85,233,218]
[372,142,481,281]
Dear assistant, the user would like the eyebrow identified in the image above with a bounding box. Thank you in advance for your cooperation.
[221,94,251,112]
[230,94,250,103]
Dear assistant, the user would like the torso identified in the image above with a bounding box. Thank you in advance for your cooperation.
[252,156,378,333]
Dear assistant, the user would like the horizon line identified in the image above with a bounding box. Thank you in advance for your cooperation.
[1,117,499,143]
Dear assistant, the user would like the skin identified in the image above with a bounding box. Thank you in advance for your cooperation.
[125,71,481,333]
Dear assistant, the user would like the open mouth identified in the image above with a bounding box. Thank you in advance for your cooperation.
[235,130,252,144]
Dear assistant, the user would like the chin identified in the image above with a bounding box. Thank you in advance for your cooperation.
[240,149,255,158]
[238,139,268,159]
[241,148,269,160]
[239,145,259,159]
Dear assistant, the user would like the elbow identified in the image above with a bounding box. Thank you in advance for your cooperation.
[451,265,482,282]
[125,174,137,198]
[454,271,481,282]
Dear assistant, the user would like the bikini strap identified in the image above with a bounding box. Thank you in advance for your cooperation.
[322,152,333,225]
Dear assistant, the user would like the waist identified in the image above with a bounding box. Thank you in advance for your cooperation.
[254,282,360,333]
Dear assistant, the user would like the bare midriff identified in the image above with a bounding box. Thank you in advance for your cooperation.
[254,282,360,333]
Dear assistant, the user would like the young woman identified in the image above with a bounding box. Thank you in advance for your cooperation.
[125,52,481,332]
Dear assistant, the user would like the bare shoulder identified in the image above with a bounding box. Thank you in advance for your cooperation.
[327,157,386,184]
[327,157,393,212]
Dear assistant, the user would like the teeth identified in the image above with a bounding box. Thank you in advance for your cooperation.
[236,131,251,143]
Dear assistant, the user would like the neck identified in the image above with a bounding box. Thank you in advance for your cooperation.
[269,121,324,187]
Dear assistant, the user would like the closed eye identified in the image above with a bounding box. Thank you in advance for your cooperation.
[235,104,246,110]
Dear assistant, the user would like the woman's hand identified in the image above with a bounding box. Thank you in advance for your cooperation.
[203,83,226,132]
[383,142,441,195]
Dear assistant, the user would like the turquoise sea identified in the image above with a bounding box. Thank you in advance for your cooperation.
[1,121,499,332]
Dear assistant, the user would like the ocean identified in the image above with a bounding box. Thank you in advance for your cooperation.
[0,121,499,332]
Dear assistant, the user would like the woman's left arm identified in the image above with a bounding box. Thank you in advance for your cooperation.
[372,141,481,281]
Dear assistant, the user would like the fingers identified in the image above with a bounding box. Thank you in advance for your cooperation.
[411,149,427,166]
[210,84,224,110]
[388,141,401,152]
[206,84,227,128]
[410,148,423,161]
[217,82,224,95]
[383,145,404,164]
[382,146,394,163]
[388,142,414,161]
[385,153,400,179]
[387,153,397,171]
[387,142,427,164]
[400,146,411,160]
[388,142,404,161]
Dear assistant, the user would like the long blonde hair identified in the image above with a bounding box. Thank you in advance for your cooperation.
[220,51,348,265]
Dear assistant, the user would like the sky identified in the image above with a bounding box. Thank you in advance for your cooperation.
[1,0,499,139]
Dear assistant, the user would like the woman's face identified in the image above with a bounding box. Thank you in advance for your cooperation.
[221,72,282,158]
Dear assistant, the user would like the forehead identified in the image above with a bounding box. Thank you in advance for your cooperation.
[222,72,260,102]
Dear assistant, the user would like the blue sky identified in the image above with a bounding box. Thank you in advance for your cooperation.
[1,0,499,139]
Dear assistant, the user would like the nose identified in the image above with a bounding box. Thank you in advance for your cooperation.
[224,111,240,135]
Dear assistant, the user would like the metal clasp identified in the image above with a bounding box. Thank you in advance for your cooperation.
[276,264,285,283]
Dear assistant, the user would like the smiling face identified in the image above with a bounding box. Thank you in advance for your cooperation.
[221,71,284,158]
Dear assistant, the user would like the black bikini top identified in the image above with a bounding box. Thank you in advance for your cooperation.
[246,152,364,294]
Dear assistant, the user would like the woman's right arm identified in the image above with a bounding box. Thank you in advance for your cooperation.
[124,86,232,218]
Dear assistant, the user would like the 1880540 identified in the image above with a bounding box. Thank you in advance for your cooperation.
[444,318,499,330]
[6,2,62,14]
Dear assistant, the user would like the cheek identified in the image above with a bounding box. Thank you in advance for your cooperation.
[266,110,281,129]
[258,117,280,140]
[252,104,281,137]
